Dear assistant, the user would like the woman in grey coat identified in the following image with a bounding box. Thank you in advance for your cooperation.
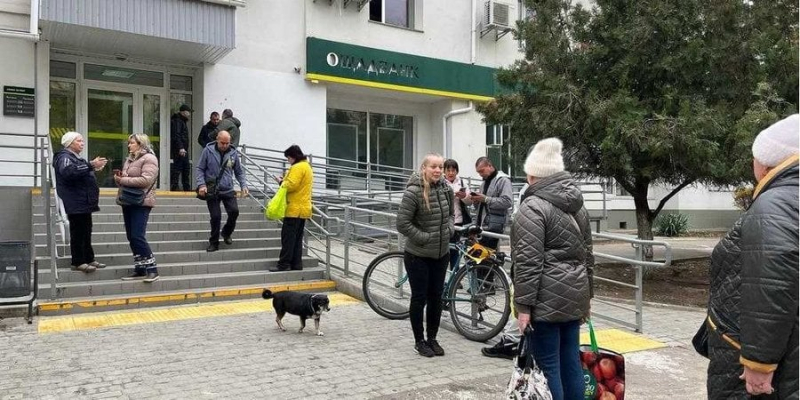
[396,153,454,358]
[513,138,593,400]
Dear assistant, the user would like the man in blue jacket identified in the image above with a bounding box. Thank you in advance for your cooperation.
[53,132,108,273]
[196,131,249,252]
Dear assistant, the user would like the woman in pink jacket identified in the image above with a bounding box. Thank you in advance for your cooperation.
[115,133,160,282]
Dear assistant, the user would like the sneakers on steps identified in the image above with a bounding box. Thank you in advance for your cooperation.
[121,271,146,281]
[143,272,160,283]
[71,264,96,273]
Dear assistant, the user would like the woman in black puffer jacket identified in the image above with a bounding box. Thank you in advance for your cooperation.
[705,114,799,399]
[396,153,454,358]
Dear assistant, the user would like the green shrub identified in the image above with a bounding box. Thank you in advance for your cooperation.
[654,213,689,237]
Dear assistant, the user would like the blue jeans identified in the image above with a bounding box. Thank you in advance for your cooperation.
[122,205,156,273]
[529,320,583,400]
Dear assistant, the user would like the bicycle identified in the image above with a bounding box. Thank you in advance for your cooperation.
[362,225,512,342]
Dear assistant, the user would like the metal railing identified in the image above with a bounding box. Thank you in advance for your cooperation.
[38,138,70,299]
[0,132,42,187]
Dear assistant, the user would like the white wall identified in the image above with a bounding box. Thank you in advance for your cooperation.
[0,0,29,31]
[0,37,49,186]
[202,63,327,158]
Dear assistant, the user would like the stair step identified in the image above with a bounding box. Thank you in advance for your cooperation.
[33,219,276,234]
[38,267,326,299]
[36,237,282,256]
[34,228,282,245]
[32,212,266,224]
[37,256,319,282]
[39,247,288,268]
[37,279,336,316]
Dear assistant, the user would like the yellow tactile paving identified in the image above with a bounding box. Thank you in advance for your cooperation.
[38,281,337,312]
[580,328,667,354]
[38,292,360,334]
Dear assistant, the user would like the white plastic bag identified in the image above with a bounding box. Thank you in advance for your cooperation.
[506,329,553,400]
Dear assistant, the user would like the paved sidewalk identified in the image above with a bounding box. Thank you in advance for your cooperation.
[0,293,708,399]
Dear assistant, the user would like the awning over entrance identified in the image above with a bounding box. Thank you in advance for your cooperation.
[40,0,238,65]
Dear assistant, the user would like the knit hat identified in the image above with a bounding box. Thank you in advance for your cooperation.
[524,137,565,178]
[61,131,82,148]
[752,114,800,167]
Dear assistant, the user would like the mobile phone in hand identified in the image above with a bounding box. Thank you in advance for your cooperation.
[459,187,467,192]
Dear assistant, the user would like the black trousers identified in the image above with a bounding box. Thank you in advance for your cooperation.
[278,217,306,269]
[67,213,95,266]
[206,192,239,244]
[170,155,191,191]
[404,252,449,343]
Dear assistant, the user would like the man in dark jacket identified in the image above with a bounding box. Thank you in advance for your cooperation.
[196,131,249,252]
[53,132,108,273]
[705,114,799,399]
[197,111,220,148]
[170,104,192,191]
[210,109,242,147]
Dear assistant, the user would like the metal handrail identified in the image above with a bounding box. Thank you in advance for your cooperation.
[38,138,70,298]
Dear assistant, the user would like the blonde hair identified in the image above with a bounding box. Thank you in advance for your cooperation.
[419,153,444,211]
[127,133,153,159]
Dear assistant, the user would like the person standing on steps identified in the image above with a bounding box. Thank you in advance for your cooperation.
[196,130,248,253]
[53,131,107,273]
[396,153,454,358]
[197,111,220,148]
[269,145,313,272]
[117,134,161,283]
[170,104,192,191]
[210,109,242,147]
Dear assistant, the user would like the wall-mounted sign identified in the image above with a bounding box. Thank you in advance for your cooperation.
[306,37,497,101]
[3,86,35,118]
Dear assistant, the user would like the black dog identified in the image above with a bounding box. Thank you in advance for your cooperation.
[262,290,330,336]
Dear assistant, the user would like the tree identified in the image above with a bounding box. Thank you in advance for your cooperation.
[480,0,798,248]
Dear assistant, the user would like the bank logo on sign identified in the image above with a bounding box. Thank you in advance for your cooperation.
[326,52,419,79]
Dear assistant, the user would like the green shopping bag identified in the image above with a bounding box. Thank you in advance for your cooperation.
[265,187,287,221]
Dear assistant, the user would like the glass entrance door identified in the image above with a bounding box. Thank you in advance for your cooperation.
[87,88,133,188]
[84,86,163,188]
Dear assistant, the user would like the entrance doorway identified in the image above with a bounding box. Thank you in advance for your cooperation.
[83,85,163,188]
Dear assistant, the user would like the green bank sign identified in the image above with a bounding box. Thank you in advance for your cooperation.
[306,37,497,101]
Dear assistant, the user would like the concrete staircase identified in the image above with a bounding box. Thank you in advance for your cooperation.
[33,192,327,315]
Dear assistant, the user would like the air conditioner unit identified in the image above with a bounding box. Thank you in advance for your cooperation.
[482,0,513,40]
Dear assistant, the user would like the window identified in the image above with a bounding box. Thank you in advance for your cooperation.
[370,0,414,29]
[517,1,536,50]
[84,64,164,87]
[326,108,413,190]
[486,124,513,175]
[48,81,76,152]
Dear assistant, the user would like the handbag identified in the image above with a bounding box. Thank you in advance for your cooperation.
[581,319,626,400]
[506,327,553,400]
[265,186,288,221]
[117,185,153,207]
[197,160,228,200]
[692,319,709,358]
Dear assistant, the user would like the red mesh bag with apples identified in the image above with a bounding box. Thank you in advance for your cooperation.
[581,320,625,400]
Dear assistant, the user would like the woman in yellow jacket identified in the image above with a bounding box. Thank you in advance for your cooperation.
[270,145,314,272]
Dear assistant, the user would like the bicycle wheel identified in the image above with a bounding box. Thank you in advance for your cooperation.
[362,251,411,320]
[448,263,511,341]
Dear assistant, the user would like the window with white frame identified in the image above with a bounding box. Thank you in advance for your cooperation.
[370,0,415,29]
[486,124,513,175]
[517,0,536,50]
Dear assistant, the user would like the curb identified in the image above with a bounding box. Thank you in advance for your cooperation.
[38,280,336,315]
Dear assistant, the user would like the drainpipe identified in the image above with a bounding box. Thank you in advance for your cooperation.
[471,0,477,64]
[441,0,478,159]
[442,102,473,159]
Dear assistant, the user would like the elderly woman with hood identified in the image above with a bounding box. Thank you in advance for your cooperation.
[513,138,593,400]
[396,153,454,358]
[704,114,799,399]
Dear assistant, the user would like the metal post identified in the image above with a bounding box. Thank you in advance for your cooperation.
[634,244,644,332]
[41,139,58,299]
[366,161,372,193]
[343,206,351,277]
[325,230,331,280]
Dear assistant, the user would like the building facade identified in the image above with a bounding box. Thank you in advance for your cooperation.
[0,0,740,239]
